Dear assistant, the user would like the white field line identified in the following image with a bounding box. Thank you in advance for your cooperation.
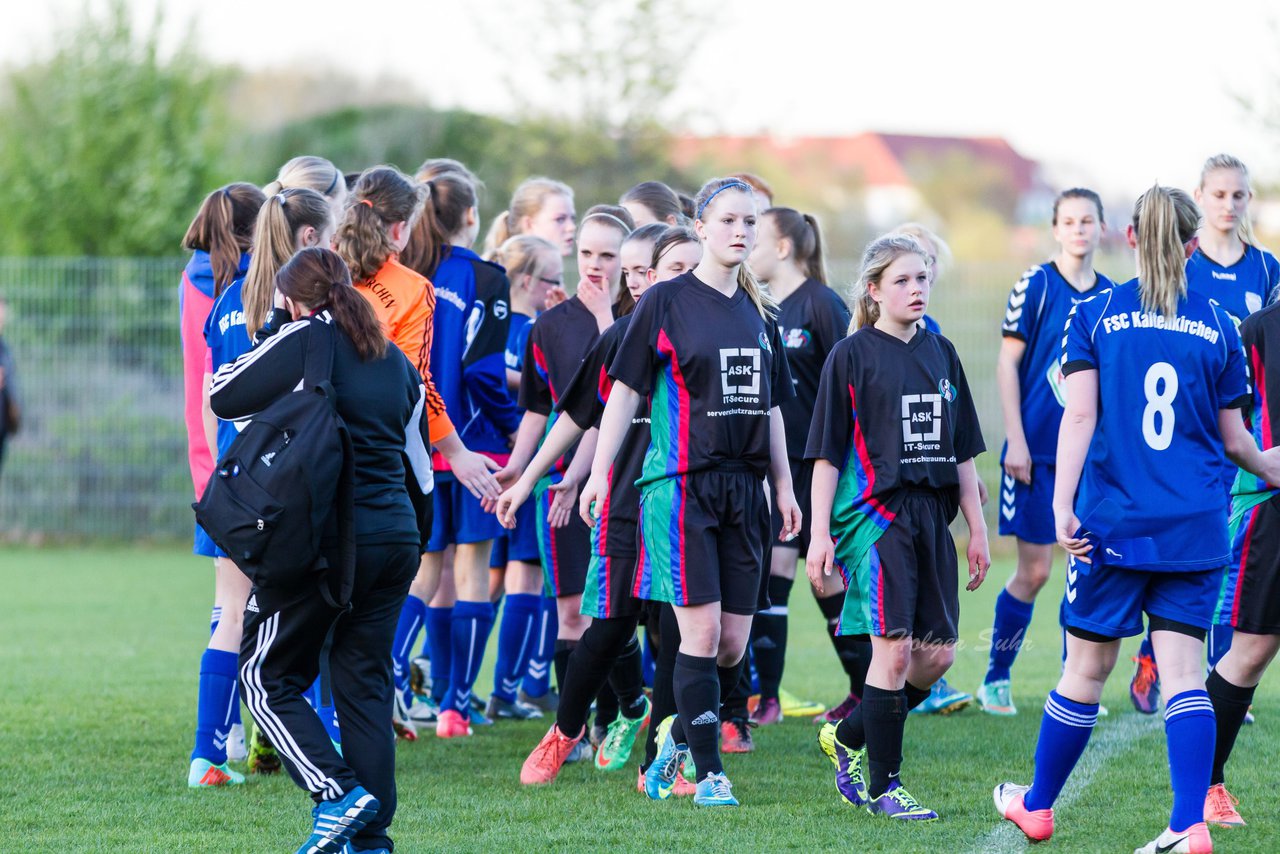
[963,711,1160,854]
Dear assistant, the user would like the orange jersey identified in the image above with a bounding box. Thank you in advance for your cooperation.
[356,257,453,443]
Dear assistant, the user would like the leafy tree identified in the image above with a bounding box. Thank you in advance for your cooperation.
[0,2,231,256]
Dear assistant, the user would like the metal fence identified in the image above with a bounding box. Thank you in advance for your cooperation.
[0,256,1061,542]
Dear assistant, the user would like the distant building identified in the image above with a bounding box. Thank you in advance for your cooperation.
[671,132,1055,232]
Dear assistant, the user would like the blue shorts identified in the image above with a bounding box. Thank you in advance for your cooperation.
[489,500,542,568]
[193,522,226,559]
[998,463,1056,545]
[1063,559,1222,639]
[427,474,504,551]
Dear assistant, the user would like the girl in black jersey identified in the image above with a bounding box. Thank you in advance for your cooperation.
[808,233,988,822]
[579,178,801,807]
[209,247,433,854]
[747,207,853,728]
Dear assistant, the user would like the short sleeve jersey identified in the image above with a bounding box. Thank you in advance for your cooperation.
[1186,244,1280,323]
[777,279,851,460]
[806,326,985,532]
[202,279,254,457]
[1061,282,1248,570]
[506,312,535,385]
[1230,302,1280,506]
[609,273,794,487]
[520,297,608,484]
[558,314,649,556]
[1001,262,1114,462]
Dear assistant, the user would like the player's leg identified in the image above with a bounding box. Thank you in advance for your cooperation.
[980,538,1053,716]
[749,545,794,725]
[190,556,253,786]
[814,568,871,722]
[489,555,544,720]
[1206,631,1279,826]
[439,539,497,737]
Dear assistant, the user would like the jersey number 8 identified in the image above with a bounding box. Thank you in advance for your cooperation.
[1142,362,1178,451]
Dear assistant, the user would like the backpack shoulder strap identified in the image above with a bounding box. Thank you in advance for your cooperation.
[302,314,336,391]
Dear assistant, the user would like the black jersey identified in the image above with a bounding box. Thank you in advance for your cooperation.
[805,326,985,522]
[610,272,794,487]
[776,278,851,460]
[520,296,611,485]
[558,314,649,557]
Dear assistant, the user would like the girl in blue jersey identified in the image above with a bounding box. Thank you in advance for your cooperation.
[181,182,265,787]
[995,185,1280,854]
[982,189,1112,717]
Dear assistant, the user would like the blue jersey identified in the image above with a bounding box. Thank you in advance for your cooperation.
[429,246,521,464]
[506,312,535,390]
[1062,282,1248,571]
[1186,244,1280,323]
[202,277,252,456]
[1002,262,1114,463]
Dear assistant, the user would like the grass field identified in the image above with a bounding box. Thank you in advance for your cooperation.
[3,546,1278,853]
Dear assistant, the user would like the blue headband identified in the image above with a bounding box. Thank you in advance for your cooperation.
[696,181,752,220]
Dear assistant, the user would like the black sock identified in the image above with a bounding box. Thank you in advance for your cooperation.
[595,683,620,729]
[555,633,611,737]
[862,685,908,798]
[752,575,792,700]
[835,704,864,748]
[643,606,681,770]
[610,636,647,714]
[721,662,752,721]
[674,652,723,779]
[553,639,575,696]
[818,593,869,697]
[904,681,931,710]
[1207,669,1257,786]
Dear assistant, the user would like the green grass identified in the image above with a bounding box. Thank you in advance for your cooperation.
[3,546,1278,853]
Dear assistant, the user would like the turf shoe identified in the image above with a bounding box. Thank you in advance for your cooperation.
[779,688,826,717]
[247,723,283,775]
[978,679,1017,716]
[436,709,471,738]
[751,696,783,726]
[1129,653,1161,714]
[595,695,651,771]
[392,691,418,741]
[188,757,245,788]
[520,724,584,785]
[644,714,689,800]
[721,718,755,753]
[994,782,1053,841]
[295,785,380,854]
[866,782,938,821]
[518,689,559,714]
[693,771,739,807]
[1204,783,1245,827]
[817,722,869,806]
[486,695,542,721]
[909,677,971,715]
[1133,823,1213,854]
[816,692,860,723]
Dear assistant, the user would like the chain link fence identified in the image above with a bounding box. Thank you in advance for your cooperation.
[0,256,1036,543]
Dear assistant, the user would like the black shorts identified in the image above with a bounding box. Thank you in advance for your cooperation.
[863,490,959,643]
[634,468,768,617]
[536,488,591,598]
[770,458,813,554]
[1222,494,1280,635]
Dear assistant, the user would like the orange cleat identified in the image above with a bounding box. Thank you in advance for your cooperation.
[720,718,755,753]
[522,725,584,785]
[1204,783,1245,828]
[994,782,1054,842]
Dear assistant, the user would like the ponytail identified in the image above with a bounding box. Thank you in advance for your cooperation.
[263,155,345,205]
[738,265,776,321]
[764,207,828,285]
[334,166,425,283]
[849,233,931,334]
[482,177,575,260]
[275,247,387,361]
[243,188,332,335]
[401,170,479,280]
[482,211,514,262]
[1132,185,1199,319]
[182,183,266,296]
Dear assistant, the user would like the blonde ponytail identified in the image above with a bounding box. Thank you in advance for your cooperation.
[482,211,514,261]
[243,188,332,334]
[1132,185,1199,319]
[848,233,931,333]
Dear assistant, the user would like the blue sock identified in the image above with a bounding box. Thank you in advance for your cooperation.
[446,601,496,713]
[748,644,760,695]
[1024,690,1099,811]
[1165,689,1215,832]
[391,595,426,705]
[1139,632,1156,663]
[208,608,241,727]
[426,605,454,705]
[522,596,557,697]
[304,679,343,747]
[987,589,1034,683]
[209,605,222,637]
[192,648,239,764]
[642,631,656,689]
[491,593,540,704]
[1208,624,1233,669]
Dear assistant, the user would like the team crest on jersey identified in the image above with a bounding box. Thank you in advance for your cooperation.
[494,300,509,320]
[783,327,811,349]
[758,331,771,352]
[938,378,956,403]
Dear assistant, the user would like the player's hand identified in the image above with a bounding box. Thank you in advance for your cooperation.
[578,472,607,528]
[1003,440,1032,485]
[1055,506,1092,563]
[494,479,533,529]
[977,477,989,506]
[272,286,287,310]
[805,536,835,591]
[450,449,502,502]
[547,476,580,529]
[775,486,802,543]
[966,529,990,591]
[481,464,522,513]
[545,285,568,309]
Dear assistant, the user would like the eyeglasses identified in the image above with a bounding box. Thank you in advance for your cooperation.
[539,277,563,287]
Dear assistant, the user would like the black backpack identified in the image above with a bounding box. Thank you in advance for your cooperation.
[193,317,357,606]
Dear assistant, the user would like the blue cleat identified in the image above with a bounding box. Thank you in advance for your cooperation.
[643,715,688,800]
[296,786,381,854]
[909,677,972,715]
[693,771,739,807]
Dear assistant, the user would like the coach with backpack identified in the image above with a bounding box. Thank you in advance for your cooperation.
[205,247,433,854]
